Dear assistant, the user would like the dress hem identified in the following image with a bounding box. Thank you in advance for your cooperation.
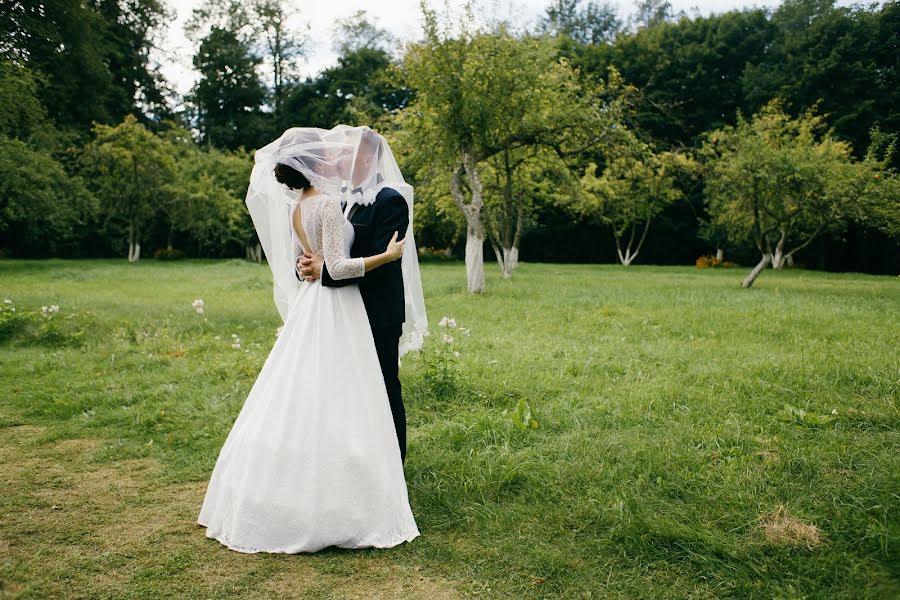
[196,519,420,555]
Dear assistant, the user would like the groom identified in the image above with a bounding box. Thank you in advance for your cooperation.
[296,130,410,464]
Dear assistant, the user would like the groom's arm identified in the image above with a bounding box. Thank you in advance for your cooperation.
[321,192,408,287]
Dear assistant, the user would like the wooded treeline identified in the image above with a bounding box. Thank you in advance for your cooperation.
[1,0,897,284]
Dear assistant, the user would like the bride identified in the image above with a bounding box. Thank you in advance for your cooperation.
[197,127,426,554]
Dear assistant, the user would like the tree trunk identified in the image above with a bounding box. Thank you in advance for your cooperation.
[128,221,141,263]
[509,207,522,272]
[741,253,771,288]
[715,248,724,262]
[490,239,504,274]
[451,155,486,293]
[464,220,486,292]
[498,247,516,278]
[771,230,787,270]
[490,221,520,278]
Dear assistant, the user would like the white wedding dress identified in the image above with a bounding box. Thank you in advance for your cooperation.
[197,192,420,553]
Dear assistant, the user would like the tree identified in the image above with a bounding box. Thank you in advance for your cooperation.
[479,147,573,276]
[0,61,52,143]
[283,45,407,129]
[840,127,900,241]
[80,115,176,262]
[253,0,305,118]
[333,10,395,55]
[401,3,632,291]
[633,0,674,29]
[157,123,254,258]
[189,27,268,150]
[0,0,172,133]
[538,0,621,44]
[580,140,692,265]
[0,136,97,256]
[186,0,306,130]
[571,8,774,148]
[741,0,898,162]
[701,100,896,288]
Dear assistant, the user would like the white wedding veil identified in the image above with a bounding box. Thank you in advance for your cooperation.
[245,125,428,356]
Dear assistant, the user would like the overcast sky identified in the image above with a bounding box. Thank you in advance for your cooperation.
[155,0,832,98]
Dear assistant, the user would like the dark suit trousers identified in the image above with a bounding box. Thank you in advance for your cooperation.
[372,323,405,464]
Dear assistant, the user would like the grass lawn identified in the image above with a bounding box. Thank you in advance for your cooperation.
[1,258,897,599]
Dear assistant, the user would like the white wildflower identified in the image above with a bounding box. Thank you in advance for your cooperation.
[438,316,449,327]
[442,334,454,345]
[3,298,11,304]
[231,333,241,349]
[447,318,457,328]
[192,298,204,314]
[453,351,460,358]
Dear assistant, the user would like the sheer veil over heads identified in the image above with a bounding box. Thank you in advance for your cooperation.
[245,125,428,356]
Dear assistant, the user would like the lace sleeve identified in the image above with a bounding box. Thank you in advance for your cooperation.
[320,196,365,280]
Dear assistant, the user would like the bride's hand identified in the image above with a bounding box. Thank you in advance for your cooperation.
[385,231,405,261]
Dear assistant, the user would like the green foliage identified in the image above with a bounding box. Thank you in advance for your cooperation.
[537,0,621,44]
[701,99,898,281]
[569,7,773,147]
[186,0,307,132]
[0,299,87,348]
[506,398,539,431]
[403,10,632,166]
[0,61,52,143]
[844,127,900,238]
[580,140,695,264]
[776,404,836,428]
[741,0,900,161]
[283,46,406,129]
[160,124,254,256]
[413,316,467,402]
[0,0,172,133]
[189,26,269,150]
[79,115,177,260]
[0,136,97,255]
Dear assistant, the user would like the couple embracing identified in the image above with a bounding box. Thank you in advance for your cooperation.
[197,125,428,554]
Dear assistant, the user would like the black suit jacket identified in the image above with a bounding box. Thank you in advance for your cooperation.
[315,187,409,329]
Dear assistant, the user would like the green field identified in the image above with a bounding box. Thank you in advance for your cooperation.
[1,259,897,599]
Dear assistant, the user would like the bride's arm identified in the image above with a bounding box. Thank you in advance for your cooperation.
[321,197,404,280]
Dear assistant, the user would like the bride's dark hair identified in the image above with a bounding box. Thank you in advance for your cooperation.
[274,163,312,190]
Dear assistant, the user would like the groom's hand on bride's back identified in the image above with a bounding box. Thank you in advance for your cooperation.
[299,251,323,282]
